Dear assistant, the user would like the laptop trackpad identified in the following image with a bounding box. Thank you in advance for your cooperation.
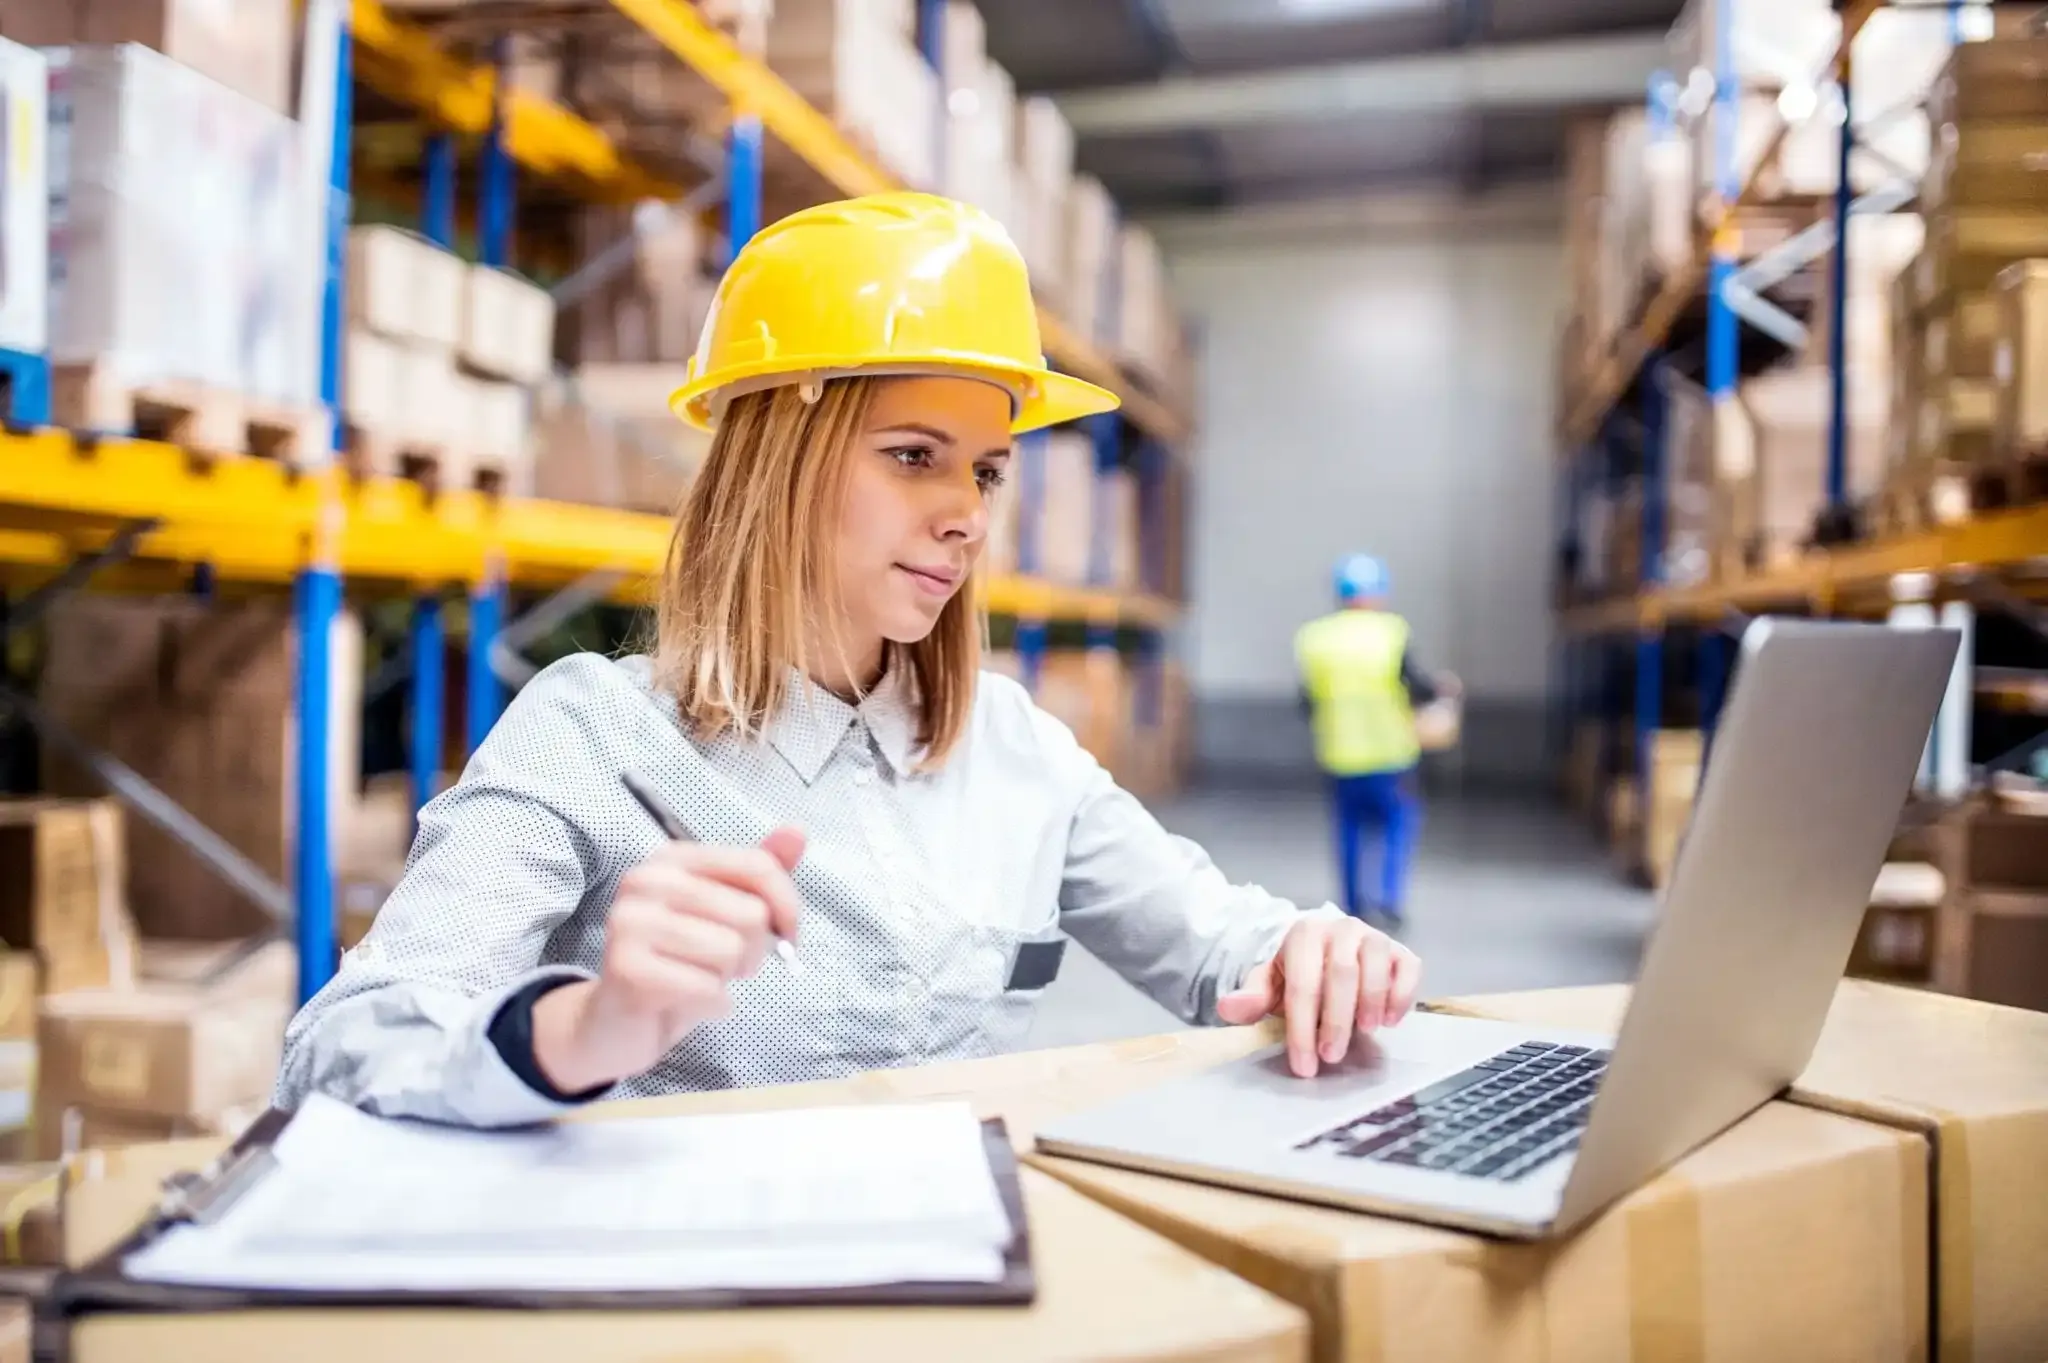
[1233,1034,1443,1106]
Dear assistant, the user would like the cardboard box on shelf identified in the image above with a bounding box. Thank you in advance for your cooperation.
[1927,35,2048,128]
[530,366,707,515]
[943,55,1015,226]
[1992,258,2048,466]
[1063,174,1118,344]
[1430,981,2048,1363]
[1922,291,2003,383]
[1932,801,2048,1011]
[1038,430,1096,586]
[40,596,363,943]
[1916,208,2048,311]
[565,206,716,367]
[1914,374,1999,469]
[345,227,465,351]
[0,800,133,997]
[1117,223,1169,382]
[0,39,46,356]
[9,0,295,113]
[1722,362,1889,564]
[395,342,462,452]
[35,985,287,1155]
[462,266,556,387]
[1016,95,1074,197]
[45,43,311,407]
[468,377,531,474]
[1808,214,1923,379]
[765,1,937,188]
[340,326,404,439]
[1927,121,2048,218]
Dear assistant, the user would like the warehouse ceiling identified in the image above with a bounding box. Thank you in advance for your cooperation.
[974,0,1686,211]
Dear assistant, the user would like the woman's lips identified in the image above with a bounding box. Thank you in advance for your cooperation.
[896,564,962,597]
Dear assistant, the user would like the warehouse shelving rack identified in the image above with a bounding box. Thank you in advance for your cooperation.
[0,0,1195,1004]
[1554,0,2047,818]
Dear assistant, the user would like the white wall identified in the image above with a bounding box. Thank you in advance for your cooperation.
[1156,197,1568,782]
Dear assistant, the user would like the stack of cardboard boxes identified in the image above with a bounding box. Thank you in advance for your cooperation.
[345,223,552,495]
[762,0,936,192]
[543,204,716,515]
[1887,36,2048,525]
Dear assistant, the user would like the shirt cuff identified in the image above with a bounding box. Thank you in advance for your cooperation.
[487,972,616,1106]
[445,967,613,1126]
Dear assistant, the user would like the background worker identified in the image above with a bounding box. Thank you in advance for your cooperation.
[275,193,1423,1126]
[1294,554,1460,928]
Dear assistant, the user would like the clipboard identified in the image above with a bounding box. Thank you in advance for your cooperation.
[42,1108,1037,1331]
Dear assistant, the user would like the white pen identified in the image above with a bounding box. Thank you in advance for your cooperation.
[619,770,804,975]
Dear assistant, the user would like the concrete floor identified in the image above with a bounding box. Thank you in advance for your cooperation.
[1024,788,1658,1050]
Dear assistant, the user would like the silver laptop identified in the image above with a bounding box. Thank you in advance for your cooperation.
[1035,618,1960,1239]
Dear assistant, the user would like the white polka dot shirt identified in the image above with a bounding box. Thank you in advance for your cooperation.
[275,652,1327,1128]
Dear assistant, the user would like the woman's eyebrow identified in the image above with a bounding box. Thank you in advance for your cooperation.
[872,422,956,446]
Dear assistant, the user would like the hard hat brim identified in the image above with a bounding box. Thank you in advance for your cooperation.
[669,358,1122,436]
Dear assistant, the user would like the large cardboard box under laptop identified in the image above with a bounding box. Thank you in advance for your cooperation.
[614,1026,1915,1363]
[1430,980,2048,1363]
[53,1133,1310,1363]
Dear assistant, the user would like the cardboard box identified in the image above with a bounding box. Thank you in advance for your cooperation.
[46,43,309,405]
[0,1158,63,1265]
[1927,36,2048,127]
[462,265,555,386]
[766,0,936,188]
[0,39,47,355]
[0,953,33,1041]
[1431,981,2048,1363]
[8,0,294,113]
[395,342,461,451]
[36,986,286,1130]
[0,800,132,997]
[1991,258,2048,462]
[1915,375,1999,469]
[470,378,530,469]
[1038,430,1095,586]
[346,226,464,350]
[598,1018,1934,1363]
[341,326,404,436]
[565,205,715,367]
[1917,209,2048,311]
[1923,292,2003,384]
[1926,122,2048,218]
[40,596,362,942]
[56,1127,1310,1363]
[1063,174,1118,345]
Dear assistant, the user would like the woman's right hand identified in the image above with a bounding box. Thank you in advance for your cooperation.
[530,828,806,1094]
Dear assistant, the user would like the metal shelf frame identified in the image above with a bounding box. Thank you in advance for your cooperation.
[1554,0,2033,809]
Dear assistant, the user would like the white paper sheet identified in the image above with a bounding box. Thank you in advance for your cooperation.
[123,1094,1013,1294]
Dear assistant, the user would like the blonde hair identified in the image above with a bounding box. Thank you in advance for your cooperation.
[653,376,984,766]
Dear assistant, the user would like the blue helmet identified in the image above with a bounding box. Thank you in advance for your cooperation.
[1334,554,1390,603]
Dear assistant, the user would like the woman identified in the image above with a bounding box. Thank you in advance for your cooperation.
[277,193,1421,1128]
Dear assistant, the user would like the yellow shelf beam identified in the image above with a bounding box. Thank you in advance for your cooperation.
[351,0,681,204]
[0,434,1175,626]
[601,0,1191,446]
[1559,502,2048,634]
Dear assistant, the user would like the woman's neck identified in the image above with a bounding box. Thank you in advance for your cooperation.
[805,632,888,703]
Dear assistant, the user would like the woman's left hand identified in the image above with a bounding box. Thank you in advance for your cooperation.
[1215,917,1422,1078]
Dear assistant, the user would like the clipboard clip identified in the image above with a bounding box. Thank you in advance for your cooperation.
[153,1145,278,1228]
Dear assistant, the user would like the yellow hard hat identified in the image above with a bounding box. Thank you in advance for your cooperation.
[668,192,1121,435]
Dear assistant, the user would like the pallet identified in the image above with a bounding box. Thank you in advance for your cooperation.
[51,364,325,468]
[342,425,514,498]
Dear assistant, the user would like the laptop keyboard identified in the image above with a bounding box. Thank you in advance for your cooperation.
[1294,1042,1611,1182]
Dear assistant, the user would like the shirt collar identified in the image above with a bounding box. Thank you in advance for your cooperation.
[764,660,922,784]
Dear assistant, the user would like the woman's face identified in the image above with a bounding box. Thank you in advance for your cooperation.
[832,375,1012,657]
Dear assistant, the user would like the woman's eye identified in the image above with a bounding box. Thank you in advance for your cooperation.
[887,445,934,468]
[976,466,1006,492]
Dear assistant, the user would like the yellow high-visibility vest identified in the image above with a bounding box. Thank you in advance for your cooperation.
[1294,609,1420,776]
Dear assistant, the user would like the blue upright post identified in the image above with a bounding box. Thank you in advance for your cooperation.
[422,133,456,249]
[411,130,456,811]
[1636,358,1667,801]
[409,595,444,818]
[1825,46,1853,516]
[479,40,514,267]
[917,0,946,189]
[1086,412,1120,590]
[1697,0,1739,782]
[297,0,353,1005]
[2,353,49,426]
[729,117,763,253]
[1013,427,1048,695]
[467,565,504,752]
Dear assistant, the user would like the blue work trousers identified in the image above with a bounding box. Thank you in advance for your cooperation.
[1329,767,1419,921]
